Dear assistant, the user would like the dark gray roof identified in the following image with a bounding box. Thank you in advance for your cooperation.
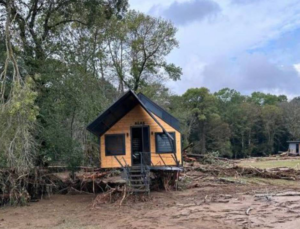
[287,141,300,143]
[86,90,180,136]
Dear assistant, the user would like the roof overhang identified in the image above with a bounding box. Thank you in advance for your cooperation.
[86,90,180,138]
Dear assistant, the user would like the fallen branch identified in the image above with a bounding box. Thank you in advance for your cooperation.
[255,192,300,197]
[276,192,300,196]
[119,186,127,206]
[219,178,245,184]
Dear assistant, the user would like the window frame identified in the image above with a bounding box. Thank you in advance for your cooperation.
[105,134,126,156]
[155,132,176,154]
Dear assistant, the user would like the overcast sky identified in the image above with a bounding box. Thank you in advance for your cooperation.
[129,0,300,97]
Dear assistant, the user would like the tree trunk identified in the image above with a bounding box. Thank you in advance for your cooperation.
[241,132,244,157]
[200,122,206,154]
[248,130,251,157]
[118,80,124,93]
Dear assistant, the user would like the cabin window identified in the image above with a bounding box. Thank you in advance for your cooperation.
[105,134,126,156]
[155,132,176,153]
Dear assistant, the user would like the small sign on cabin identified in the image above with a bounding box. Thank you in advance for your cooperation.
[135,121,145,125]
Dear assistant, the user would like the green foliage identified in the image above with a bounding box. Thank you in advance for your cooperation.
[281,98,300,140]
[104,10,182,91]
[0,0,125,169]
[169,87,293,158]
[7,78,39,121]
[38,60,117,166]
[181,88,231,156]
[250,92,287,105]
[0,78,38,170]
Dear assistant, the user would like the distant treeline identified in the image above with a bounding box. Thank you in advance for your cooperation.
[167,88,299,158]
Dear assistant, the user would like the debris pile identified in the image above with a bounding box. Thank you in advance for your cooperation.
[184,162,300,181]
[0,168,123,206]
[0,168,55,205]
[91,186,151,208]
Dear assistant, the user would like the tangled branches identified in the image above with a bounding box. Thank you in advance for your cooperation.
[0,169,30,205]
[0,168,56,206]
[0,0,39,172]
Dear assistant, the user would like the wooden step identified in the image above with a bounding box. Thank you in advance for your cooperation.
[129,180,144,183]
[129,174,144,177]
[130,165,142,169]
[128,189,150,193]
[128,185,147,189]
[130,168,141,171]
[128,184,148,188]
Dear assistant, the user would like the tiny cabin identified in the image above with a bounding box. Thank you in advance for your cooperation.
[287,141,300,155]
[87,90,182,170]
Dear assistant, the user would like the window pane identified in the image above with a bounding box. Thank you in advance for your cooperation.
[105,134,125,156]
[156,132,175,153]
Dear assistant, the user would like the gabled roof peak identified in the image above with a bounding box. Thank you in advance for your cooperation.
[86,90,180,136]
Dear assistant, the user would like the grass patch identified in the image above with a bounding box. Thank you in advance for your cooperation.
[222,176,300,188]
[238,159,300,169]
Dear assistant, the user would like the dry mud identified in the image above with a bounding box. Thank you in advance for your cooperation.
[1,180,300,229]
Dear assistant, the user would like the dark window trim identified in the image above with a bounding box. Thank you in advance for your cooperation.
[105,134,126,156]
[155,132,176,154]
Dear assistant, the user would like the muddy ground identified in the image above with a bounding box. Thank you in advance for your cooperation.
[1,174,300,229]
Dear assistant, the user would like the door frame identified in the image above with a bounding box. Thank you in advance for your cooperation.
[130,125,151,166]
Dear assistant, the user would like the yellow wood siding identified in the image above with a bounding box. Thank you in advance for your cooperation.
[100,104,181,168]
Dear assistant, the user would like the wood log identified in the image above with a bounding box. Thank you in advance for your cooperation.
[276,192,300,196]
[82,172,109,180]
[255,192,300,197]
[183,155,196,162]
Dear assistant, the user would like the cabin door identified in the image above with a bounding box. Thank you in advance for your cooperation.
[131,126,151,165]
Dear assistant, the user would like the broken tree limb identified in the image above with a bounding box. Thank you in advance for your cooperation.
[182,143,194,152]
[119,186,127,206]
[219,178,245,184]
[275,192,300,196]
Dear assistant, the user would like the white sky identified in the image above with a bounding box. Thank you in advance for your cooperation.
[129,0,300,97]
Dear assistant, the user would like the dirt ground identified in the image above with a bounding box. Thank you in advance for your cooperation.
[1,177,300,229]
